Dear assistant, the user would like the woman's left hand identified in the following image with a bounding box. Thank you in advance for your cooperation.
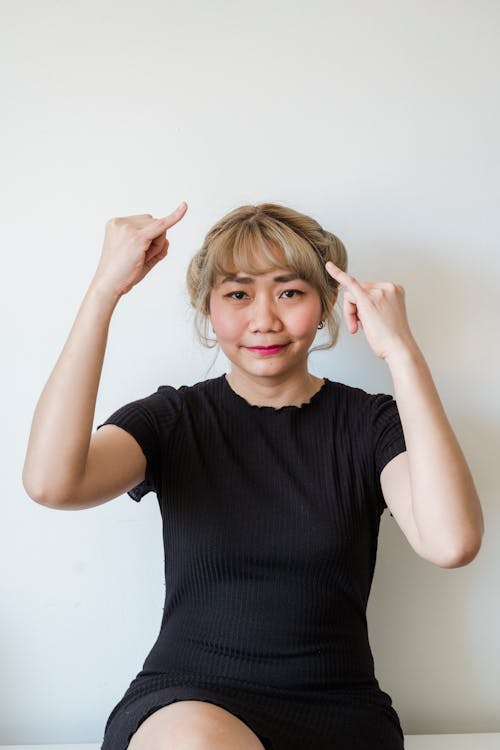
[325,261,417,361]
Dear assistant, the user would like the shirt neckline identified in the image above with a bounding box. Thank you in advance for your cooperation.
[221,374,330,413]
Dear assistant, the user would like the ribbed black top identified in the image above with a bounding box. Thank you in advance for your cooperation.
[97,374,406,693]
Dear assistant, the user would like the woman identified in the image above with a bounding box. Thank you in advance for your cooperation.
[23,201,484,750]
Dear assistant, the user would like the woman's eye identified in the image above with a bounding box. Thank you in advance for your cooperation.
[226,291,247,300]
[225,289,305,300]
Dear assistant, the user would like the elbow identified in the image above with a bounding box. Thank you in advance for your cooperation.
[22,472,47,505]
[24,485,60,508]
[435,537,483,569]
[22,472,67,509]
[424,496,485,569]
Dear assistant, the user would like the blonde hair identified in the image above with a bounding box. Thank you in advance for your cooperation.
[186,202,348,353]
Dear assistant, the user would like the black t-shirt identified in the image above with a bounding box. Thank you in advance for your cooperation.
[97,374,406,691]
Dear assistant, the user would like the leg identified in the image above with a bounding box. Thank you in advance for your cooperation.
[127,699,267,750]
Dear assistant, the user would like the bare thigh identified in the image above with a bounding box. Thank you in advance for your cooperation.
[127,699,267,750]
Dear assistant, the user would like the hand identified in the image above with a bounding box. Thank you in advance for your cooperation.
[325,261,417,360]
[92,202,188,298]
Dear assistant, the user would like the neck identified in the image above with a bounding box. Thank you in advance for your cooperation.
[225,368,324,409]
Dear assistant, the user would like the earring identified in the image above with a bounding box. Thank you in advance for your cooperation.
[317,321,324,329]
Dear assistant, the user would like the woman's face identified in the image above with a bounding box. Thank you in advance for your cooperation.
[209,252,324,381]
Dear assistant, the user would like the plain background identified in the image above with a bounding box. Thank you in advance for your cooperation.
[2,0,499,743]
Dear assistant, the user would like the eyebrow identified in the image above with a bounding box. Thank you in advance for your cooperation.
[220,273,302,285]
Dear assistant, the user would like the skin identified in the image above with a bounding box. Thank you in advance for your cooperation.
[209,251,335,409]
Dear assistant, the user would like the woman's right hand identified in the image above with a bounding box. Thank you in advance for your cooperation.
[92,202,188,298]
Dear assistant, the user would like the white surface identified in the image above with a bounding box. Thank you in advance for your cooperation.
[2,737,500,750]
[4,0,499,744]
[405,735,500,749]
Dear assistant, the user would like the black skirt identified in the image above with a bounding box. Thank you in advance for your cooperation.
[100,673,405,750]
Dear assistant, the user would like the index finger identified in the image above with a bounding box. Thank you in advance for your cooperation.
[159,201,189,228]
[325,261,363,295]
[141,202,188,239]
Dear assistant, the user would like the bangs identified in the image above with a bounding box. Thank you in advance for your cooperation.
[208,217,320,284]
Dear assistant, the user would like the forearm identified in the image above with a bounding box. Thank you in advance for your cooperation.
[22,276,121,504]
[386,341,484,562]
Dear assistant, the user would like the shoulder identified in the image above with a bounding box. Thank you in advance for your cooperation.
[153,375,221,402]
[326,378,393,414]
[324,380,402,447]
[160,375,226,416]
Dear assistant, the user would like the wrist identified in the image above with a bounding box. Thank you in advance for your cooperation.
[87,277,123,312]
[88,275,123,305]
[384,336,423,370]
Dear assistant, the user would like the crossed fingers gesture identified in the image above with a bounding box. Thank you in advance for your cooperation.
[325,261,416,361]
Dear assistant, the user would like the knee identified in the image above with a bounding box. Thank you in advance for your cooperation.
[172,703,235,748]
[127,700,266,750]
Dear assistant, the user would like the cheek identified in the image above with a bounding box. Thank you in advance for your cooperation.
[215,318,242,339]
[209,297,241,339]
[287,302,322,333]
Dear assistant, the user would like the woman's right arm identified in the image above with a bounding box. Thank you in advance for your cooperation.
[22,204,188,509]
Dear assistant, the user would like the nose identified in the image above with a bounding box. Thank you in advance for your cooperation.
[248,294,283,333]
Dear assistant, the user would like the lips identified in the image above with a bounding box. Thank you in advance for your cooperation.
[246,345,288,350]
[245,344,289,356]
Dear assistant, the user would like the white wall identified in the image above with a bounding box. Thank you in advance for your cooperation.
[2,0,499,743]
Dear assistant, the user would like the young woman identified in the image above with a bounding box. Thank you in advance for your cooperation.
[23,202,483,750]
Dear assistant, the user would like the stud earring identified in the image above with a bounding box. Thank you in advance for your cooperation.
[317,321,324,330]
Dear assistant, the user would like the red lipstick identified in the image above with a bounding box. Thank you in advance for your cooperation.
[246,345,287,356]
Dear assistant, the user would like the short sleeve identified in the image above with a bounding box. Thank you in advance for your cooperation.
[96,385,182,502]
[370,393,407,515]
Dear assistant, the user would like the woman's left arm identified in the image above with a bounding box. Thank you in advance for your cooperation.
[325,262,484,568]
